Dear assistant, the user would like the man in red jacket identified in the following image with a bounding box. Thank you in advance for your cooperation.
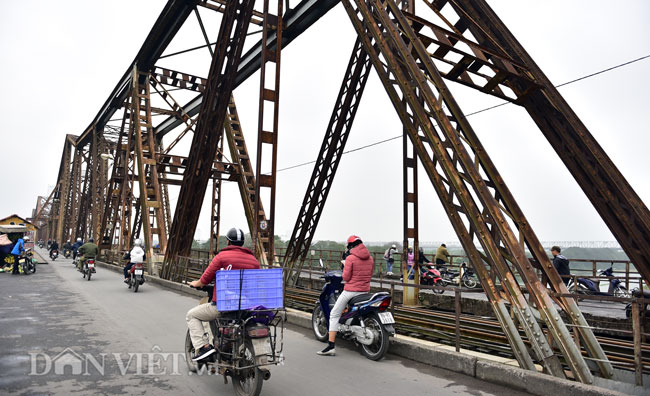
[317,235,374,356]
[186,227,260,362]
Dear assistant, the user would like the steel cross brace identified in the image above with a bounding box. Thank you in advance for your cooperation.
[283,38,372,286]
[366,0,600,382]
[342,0,601,380]
[163,0,257,278]
[421,0,616,378]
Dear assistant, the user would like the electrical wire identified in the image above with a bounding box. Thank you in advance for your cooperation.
[277,53,650,173]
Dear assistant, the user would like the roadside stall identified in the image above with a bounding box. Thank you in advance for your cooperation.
[0,215,38,272]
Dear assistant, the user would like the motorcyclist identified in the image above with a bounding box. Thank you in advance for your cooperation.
[123,239,146,283]
[49,240,59,259]
[186,227,260,362]
[317,235,373,356]
[62,240,73,256]
[72,238,83,260]
[77,238,98,271]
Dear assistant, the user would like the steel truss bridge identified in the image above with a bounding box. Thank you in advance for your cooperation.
[31,0,650,387]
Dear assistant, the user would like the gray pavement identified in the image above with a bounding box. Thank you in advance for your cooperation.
[0,248,531,396]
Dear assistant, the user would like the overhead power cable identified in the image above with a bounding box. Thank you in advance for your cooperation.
[277,53,650,173]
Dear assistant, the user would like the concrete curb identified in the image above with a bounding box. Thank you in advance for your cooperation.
[95,260,632,396]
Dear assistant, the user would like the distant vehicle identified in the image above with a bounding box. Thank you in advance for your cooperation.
[312,259,395,361]
[81,258,96,281]
[438,262,478,289]
[126,262,145,293]
[567,266,629,298]
[63,249,71,259]
[50,250,58,261]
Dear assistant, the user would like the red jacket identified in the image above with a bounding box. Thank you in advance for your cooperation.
[200,245,261,302]
[343,244,374,292]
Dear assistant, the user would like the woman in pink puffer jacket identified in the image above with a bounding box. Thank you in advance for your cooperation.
[317,235,374,356]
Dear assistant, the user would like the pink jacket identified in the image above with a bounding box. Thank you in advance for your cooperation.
[343,244,374,292]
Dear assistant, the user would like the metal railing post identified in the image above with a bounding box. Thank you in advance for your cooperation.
[632,301,643,386]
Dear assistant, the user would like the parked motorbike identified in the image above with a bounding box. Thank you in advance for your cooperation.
[186,284,284,396]
[81,258,96,281]
[312,260,395,360]
[438,263,477,289]
[50,249,58,261]
[18,249,36,274]
[419,264,444,294]
[126,262,145,292]
[626,289,650,318]
[567,266,629,297]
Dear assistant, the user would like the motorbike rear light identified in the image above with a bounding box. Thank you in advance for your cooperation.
[87,259,95,264]
[247,326,269,338]
[370,297,392,311]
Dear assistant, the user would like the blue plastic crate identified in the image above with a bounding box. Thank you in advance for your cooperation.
[215,268,284,311]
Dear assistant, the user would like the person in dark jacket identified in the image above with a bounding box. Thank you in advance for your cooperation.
[551,246,570,285]
[49,240,59,259]
[77,238,98,270]
[186,227,260,362]
[317,235,373,357]
[72,238,83,259]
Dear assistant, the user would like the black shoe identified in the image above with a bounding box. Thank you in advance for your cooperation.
[192,345,216,362]
[124,279,130,284]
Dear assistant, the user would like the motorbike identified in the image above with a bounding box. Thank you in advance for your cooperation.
[626,289,650,318]
[419,264,445,294]
[18,249,36,274]
[64,249,71,259]
[126,262,145,292]
[311,260,395,360]
[50,249,58,261]
[438,262,478,289]
[185,284,284,396]
[567,266,629,298]
[38,242,44,249]
[81,258,96,281]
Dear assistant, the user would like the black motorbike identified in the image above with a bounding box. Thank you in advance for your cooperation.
[50,249,58,261]
[18,249,36,274]
[63,249,71,259]
[438,262,477,289]
[81,258,96,281]
[625,289,650,318]
[186,284,285,396]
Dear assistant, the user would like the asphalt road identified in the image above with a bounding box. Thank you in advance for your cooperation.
[0,249,531,396]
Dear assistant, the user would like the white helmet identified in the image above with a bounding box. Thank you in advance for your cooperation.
[76,237,82,243]
[134,238,143,247]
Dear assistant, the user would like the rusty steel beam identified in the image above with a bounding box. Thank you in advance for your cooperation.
[449,0,650,289]
[283,38,372,284]
[343,0,585,377]
[163,0,257,278]
[223,95,269,265]
[252,0,284,267]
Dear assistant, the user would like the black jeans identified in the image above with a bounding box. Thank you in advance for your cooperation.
[13,254,21,273]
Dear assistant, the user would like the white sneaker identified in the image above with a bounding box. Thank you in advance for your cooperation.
[316,346,336,356]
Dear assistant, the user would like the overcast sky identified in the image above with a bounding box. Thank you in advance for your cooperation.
[1,1,648,245]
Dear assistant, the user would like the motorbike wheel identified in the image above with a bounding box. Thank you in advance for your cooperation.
[433,279,445,294]
[232,339,264,396]
[87,271,92,281]
[360,313,390,361]
[133,278,139,293]
[311,303,329,342]
[184,330,199,373]
[463,276,477,289]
